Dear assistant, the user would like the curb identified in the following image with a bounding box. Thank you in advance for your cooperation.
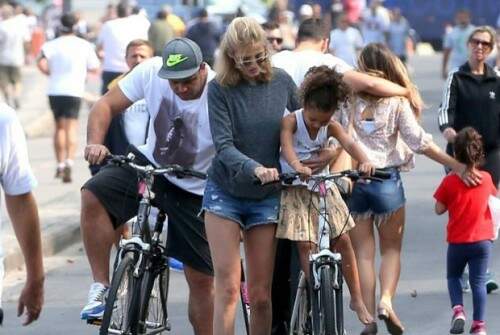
[4,221,81,275]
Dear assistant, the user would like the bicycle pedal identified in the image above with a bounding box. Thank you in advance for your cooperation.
[86,317,102,326]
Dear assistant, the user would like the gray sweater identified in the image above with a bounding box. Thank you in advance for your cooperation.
[208,68,300,199]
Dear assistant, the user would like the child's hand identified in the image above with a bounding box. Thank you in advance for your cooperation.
[358,162,375,176]
[291,160,312,180]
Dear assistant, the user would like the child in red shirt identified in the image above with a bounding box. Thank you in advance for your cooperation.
[434,127,496,335]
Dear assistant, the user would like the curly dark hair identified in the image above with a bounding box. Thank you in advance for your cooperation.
[454,127,484,168]
[299,65,350,113]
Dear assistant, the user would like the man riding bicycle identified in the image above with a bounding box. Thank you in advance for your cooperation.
[80,38,215,335]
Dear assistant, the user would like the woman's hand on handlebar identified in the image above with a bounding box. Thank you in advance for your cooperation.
[84,144,110,165]
[358,161,376,176]
[254,166,280,185]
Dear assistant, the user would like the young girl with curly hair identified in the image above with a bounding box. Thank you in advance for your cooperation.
[279,65,375,326]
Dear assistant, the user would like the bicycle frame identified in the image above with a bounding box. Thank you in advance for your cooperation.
[289,178,343,335]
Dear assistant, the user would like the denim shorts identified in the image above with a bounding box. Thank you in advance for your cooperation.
[201,179,280,230]
[347,168,406,215]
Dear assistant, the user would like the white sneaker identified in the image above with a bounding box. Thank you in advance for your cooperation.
[80,282,108,320]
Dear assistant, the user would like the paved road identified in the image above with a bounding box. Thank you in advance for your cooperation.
[2,55,500,334]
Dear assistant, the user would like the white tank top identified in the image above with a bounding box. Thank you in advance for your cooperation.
[280,109,331,189]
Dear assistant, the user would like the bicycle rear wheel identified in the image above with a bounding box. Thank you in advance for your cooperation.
[137,263,170,334]
[100,252,138,335]
[319,264,342,335]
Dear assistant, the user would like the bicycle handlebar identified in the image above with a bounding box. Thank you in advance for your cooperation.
[254,169,391,185]
[107,154,207,180]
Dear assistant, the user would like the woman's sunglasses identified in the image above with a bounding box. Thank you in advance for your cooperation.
[237,51,268,67]
[470,38,493,49]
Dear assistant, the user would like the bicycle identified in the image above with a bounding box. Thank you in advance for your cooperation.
[93,153,207,335]
[277,169,389,335]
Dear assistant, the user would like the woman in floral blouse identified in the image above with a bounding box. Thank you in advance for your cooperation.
[335,43,481,335]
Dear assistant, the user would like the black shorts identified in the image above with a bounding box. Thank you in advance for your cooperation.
[82,152,213,276]
[0,65,21,85]
[48,95,81,119]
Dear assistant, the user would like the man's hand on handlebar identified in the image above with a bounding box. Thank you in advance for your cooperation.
[84,144,110,165]
[254,166,280,185]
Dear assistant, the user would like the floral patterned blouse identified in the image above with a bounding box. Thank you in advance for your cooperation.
[334,95,433,171]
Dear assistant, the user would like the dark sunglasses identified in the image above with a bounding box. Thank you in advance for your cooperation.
[267,37,283,44]
[470,38,492,48]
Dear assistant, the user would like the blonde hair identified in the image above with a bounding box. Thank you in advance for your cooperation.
[216,17,273,87]
[357,43,424,118]
[468,25,496,46]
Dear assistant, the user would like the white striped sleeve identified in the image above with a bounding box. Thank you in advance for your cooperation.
[438,68,458,130]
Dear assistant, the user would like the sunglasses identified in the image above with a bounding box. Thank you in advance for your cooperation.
[470,38,492,48]
[267,37,283,44]
[236,51,268,67]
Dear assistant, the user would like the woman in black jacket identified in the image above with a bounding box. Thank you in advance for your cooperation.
[438,25,500,297]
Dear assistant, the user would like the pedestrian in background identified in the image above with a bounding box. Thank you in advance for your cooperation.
[97,3,149,94]
[329,14,363,66]
[387,8,410,65]
[37,13,99,183]
[360,0,389,45]
[442,9,475,79]
[186,8,221,67]
[148,8,174,56]
[0,3,31,109]
[0,103,44,327]
[439,26,500,295]
[434,127,495,335]
[262,21,283,55]
[101,39,153,162]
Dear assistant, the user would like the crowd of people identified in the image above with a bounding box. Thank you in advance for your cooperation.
[0,1,500,335]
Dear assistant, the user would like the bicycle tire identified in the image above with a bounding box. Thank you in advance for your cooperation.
[137,262,170,334]
[319,265,338,335]
[289,272,311,335]
[100,252,137,335]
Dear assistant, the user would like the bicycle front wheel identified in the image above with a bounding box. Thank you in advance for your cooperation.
[137,263,170,334]
[319,265,343,335]
[100,252,137,335]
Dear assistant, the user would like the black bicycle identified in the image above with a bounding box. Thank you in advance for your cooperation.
[96,153,206,335]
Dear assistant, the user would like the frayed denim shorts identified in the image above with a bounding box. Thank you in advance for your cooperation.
[347,167,406,216]
[201,179,281,230]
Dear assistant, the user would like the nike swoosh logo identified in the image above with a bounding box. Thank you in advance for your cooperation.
[166,55,188,67]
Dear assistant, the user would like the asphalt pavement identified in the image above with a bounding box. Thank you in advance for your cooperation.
[1,55,500,335]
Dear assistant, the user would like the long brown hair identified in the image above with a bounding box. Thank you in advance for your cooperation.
[216,17,273,87]
[357,43,423,117]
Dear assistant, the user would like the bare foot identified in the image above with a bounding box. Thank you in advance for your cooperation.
[350,299,374,324]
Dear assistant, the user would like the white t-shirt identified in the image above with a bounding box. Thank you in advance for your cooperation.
[98,16,150,73]
[360,7,390,45]
[272,49,352,87]
[443,24,476,72]
[123,100,149,146]
[41,35,100,97]
[0,103,37,211]
[118,57,216,195]
[329,27,363,67]
[0,16,31,66]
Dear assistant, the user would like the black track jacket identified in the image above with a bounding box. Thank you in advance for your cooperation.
[438,62,500,152]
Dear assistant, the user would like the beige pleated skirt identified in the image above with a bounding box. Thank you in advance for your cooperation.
[276,185,355,243]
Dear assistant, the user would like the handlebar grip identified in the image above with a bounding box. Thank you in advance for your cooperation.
[372,169,392,179]
[184,170,207,180]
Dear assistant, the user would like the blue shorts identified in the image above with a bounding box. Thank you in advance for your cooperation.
[201,179,280,230]
[347,168,406,215]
